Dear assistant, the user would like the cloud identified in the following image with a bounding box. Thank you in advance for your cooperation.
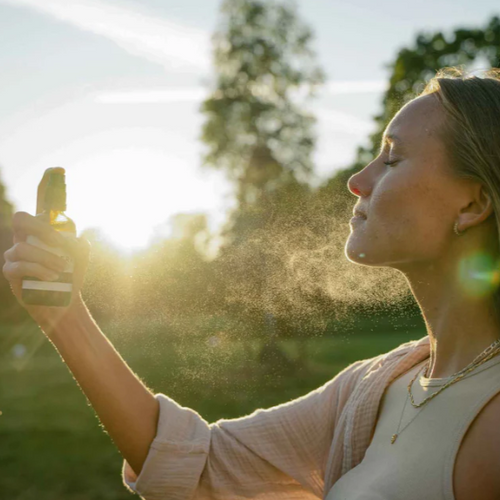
[1,0,210,71]
[91,83,380,137]
[315,108,376,135]
[92,78,388,104]
[325,80,389,94]
[94,87,207,103]
[91,83,382,137]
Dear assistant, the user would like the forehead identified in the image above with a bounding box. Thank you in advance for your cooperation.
[382,94,445,148]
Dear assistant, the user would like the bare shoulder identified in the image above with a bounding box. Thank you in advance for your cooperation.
[454,391,500,500]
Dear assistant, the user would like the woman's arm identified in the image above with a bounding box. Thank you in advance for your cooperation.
[39,296,160,478]
[2,205,160,477]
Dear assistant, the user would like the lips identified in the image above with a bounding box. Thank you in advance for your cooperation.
[353,209,367,219]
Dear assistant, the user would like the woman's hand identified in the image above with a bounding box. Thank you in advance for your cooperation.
[2,168,91,330]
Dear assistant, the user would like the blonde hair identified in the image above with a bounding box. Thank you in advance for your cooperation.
[419,66,500,303]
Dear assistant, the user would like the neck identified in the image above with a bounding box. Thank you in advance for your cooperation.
[406,266,500,380]
[425,320,500,379]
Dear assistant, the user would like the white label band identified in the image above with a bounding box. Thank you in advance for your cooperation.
[22,280,73,292]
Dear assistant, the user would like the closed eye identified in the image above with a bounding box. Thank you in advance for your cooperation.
[383,159,399,167]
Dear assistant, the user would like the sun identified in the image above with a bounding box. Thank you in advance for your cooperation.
[67,148,219,252]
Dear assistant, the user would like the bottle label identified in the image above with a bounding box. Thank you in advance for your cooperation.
[22,234,74,293]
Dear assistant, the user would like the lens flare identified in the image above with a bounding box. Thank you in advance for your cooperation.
[457,252,500,298]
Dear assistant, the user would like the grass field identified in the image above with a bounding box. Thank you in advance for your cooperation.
[0,316,425,499]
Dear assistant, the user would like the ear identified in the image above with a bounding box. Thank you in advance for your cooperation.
[477,185,495,221]
[459,184,495,232]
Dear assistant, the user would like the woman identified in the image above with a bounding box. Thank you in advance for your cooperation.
[3,66,500,500]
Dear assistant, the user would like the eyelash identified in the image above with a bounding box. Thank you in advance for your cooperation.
[383,159,399,167]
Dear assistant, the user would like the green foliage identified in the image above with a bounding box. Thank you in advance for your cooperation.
[356,16,500,164]
[0,168,27,323]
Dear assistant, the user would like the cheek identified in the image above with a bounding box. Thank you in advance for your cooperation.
[346,162,455,266]
[371,177,444,250]
[370,181,414,230]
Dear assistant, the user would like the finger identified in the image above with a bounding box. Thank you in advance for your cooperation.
[50,232,83,257]
[3,260,61,282]
[36,167,65,215]
[12,211,67,247]
[4,242,67,273]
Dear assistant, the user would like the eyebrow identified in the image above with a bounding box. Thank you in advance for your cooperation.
[379,133,404,153]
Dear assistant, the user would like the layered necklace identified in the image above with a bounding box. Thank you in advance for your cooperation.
[390,338,500,444]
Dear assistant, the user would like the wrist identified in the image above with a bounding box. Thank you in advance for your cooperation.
[32,294,91,339]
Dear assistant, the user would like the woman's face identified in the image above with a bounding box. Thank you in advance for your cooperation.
[345,94,464,272]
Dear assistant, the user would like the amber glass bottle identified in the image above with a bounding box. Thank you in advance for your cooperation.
[22,169,76,307]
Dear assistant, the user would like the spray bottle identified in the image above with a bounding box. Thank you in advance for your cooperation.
[22,168,76,306]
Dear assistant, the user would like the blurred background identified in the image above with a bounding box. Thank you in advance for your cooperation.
[1,0,499,497]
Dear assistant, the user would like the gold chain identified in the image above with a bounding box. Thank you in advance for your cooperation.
[390,340,500,444]
[408,343,500,408]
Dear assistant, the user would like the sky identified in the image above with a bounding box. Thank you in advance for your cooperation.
[0,0,499,252]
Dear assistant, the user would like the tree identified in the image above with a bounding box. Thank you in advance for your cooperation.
[200,0,325,269]
[200,0,325,368]
[356,16,500,166]
[200,0,325,208]
[0,169,26,322]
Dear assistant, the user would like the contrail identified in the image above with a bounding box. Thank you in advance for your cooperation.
[92,80,388,104]
[315,108,376,135]
[94,87,208,103]
[1,0,211,71]
[325,80,388,94]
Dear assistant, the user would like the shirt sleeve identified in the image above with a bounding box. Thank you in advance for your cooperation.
[122,358,372,500]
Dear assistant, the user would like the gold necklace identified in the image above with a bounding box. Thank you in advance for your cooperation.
[408,339,500,408]
[390,340,500,444]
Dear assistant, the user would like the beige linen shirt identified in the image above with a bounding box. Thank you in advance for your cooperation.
[122,335,431,499]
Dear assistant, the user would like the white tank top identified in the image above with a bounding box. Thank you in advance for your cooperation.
[325,353,500,500]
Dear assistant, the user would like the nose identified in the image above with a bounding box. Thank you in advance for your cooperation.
[347,174,363,197]
[347,157,377,197]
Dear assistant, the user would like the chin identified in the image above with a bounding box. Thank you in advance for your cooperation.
[344,236,386,267]
[344,241,370,265]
